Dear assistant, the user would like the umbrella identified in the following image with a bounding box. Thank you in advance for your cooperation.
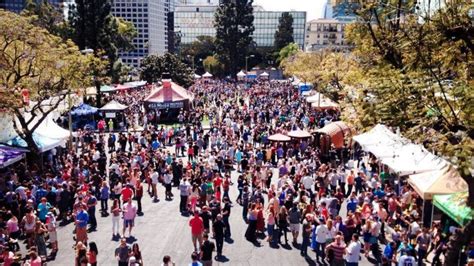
[288,129,312,139]
[268,133,291,142]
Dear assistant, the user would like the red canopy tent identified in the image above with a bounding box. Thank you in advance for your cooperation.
[144,80,194,111]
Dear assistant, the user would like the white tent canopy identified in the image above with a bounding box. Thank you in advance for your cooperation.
[100,100,128,111]
[306,92,324,103]
[408,165,468,200]
[237,71,246,78]
[353,124,449,176]
[259,72,269,77]
[194,73,201,79]
[202,72,213,78]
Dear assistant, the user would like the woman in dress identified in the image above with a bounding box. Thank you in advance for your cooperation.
[256,200,265,234]
[34,221,48,258]
[245,203,258,242]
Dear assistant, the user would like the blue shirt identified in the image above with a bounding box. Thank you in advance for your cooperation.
[347,199,357,213]
[100,187,110,200]
[76,210,89,228]
[383,245,394,259]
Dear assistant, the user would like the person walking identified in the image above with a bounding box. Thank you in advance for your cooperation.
[213,214,225,258]
[115,238,130,266]
[325,235,346,266]
[135,180,144,215]
[345,234,362,266]
[75,204,89,245]
[189,210,204,252]
[100,181,110,215]
[111,199,121,238]
[200,233,215,266]
[122,199,137,238]
[222,197,232,239]
[277,206,289,244]
[300,214,312,257]
[288,203,301,244]
[245,203,258,243]
[179,178,191,213]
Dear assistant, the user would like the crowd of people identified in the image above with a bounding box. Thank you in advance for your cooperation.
[0,78,471,266]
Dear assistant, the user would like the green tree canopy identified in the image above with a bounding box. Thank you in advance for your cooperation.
[140,53,193,87]
[0,10,95,154]
[214,0,255,76]
[22,0,73,40]
[274,12,294,51]
[203,55,225,77]
[277,42,300,64]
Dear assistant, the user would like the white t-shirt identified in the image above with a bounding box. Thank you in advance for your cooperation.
[345,241,361,263]
[301,176,313,190]
[315,224,329,243]
[398,255,416,266]
[151,172,159,185]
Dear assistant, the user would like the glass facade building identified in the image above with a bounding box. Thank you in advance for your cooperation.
[174,5,307,49]
[0,0,67,13]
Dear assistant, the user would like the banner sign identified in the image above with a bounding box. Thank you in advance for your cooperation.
[147,101,184,110]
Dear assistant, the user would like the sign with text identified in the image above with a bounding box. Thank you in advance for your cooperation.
[147,101,184,110]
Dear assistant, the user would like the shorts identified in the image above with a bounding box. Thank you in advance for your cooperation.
[289,223,300,232]
[124,219,134,227]
[165,183,172,192]
[49,231,57,242]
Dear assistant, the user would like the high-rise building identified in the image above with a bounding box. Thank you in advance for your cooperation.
[323,0,333,19]
[330,0,358,22]
[174,4,306,49]
[305,19,351,52]
[0,0,68,13]
[112,0,170,68]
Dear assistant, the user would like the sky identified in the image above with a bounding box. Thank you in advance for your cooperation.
[253,0,326,21]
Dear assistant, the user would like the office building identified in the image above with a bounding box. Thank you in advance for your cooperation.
[0,0,68,13]
[305,19,352,52]
[330,0,358,22]
[174,4,306,49]
[112,0,171,68]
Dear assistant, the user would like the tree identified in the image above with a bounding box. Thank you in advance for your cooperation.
[22,0,73,40]
[274,12,294,51]
[68,0,136,105]
[203,55,225,77]
[140,53,193,87]
[214,0,255,76]
[179,36,216,73]
[0,10,94,157]
[277,42,300,64]
[343,2,473,264]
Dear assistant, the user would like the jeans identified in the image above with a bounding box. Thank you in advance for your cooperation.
[101,199,108,212]
[223,215,231,238]
[301,236,310,256]
[242,204,248,222]
[215,236,224,255]
[136,197,142,214]
[346,184,353,197]
[88,207,97,228]
[180,195,188,212]
[315,241,326,260]
[346,263,358,266]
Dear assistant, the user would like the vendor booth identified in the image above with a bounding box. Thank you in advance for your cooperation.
[100,100,128,130]
[298,82,313,93]
[316,121,352,149]
[144,79,194,122]
[268,133,291,142]
[259,72,269,80]
[287,129,312,139]
[70,103,98,130]
[0,145,27,168]
[237,71,246,81]
[202,72,213,79]
[433,192,472,226]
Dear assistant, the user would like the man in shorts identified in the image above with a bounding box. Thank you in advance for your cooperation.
[288,204,302,244]
[189,210,204,252]
[122,199,137,238]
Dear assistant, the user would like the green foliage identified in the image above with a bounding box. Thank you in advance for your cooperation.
[140,53,193,87]
[22,0,73,40]
[0,10,94,152]
[203,55,225,77]
[274,12,294,51]
[277,43,300,64]
[214,0,255,76]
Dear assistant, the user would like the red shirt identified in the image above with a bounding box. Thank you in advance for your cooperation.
[189,216,204,235]
[122,187,133,202]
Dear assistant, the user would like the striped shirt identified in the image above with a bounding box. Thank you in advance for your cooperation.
[328,242,346,260]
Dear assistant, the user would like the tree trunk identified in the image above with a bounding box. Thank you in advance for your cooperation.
[23,132,42,168]
[444,219,474,265]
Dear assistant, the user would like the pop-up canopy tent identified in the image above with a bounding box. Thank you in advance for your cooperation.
[268,133,291,142]
[123,81,147,89]
[408,164,467,200]
[352,124,403,153]
[433,192,472,226]
[298,82,313,92]
[311,98,339,110]
[202,72,213,78]
[70,103,98,116]
[288,129,312,139]
[144,79,194,111]
[100,85,117,93]
[315,121,352,149]
[8,133,66,153]
[194,73,201,79]
[0,145,27,168]
[237,71,246,79]
[259,72,269,79]
[100,100,128,111]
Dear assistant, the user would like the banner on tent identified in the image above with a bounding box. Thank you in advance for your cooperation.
[147,101,184,110]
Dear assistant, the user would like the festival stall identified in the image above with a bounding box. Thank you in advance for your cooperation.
[268,133,291,142]
[8,133,66,153]
[433,192,473,226]
[100,100,128,130]
[123,81,147,89]
[194,74,202,79]
[237,71,246,81]
[0,145,28,169]
[144,79,194,122]
[408,165,467,200]
[70,103,98,130]
[315,121,352,149]
[298,82,313,93]
[287,129,312,139]
[202,72,213,79]
[259,72,269,80]
[100,85,117,93]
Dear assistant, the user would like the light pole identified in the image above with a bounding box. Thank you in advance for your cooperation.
[245,54,255,72]
[186,55,202,73]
